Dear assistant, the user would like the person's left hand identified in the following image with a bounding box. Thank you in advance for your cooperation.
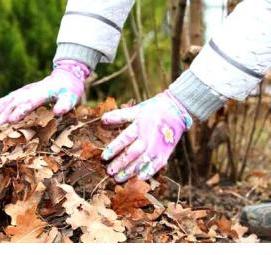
[101,90,193,182]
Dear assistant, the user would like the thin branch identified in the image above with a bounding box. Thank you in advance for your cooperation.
[150,0,168,88]
[135,0,151,98]
[91,176,109,197]
[122,36,142,102]
[182,136,193,207]
[91,53,137,87]
[171,0,187,82]
[238,84,263,180]
[252,106,271,147]
[164,175,181,205]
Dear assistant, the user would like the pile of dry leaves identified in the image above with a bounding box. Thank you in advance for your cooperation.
[0,98,259,243]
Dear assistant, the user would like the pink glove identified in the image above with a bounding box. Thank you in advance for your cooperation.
[101,90,193,182]
[0,60,90,124]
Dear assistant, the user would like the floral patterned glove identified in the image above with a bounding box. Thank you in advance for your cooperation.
[101,90,193,182]
[0,60,90,125]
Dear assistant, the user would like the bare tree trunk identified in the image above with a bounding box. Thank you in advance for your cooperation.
[181,6,191,55]
[190,0,203,46]
[167,0,196,184]
[171,0,187,81]
[189,0,214,178]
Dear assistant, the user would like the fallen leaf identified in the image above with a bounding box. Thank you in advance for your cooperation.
[79,141,101,160]
[0,125,17,141]
[5,182,46,225]
[112,178,151,220]
[2,136,25,152]
[43,155,61,173]
[206,173,220,187]
[58,184,126,243]
[27,156,54,182]
[231,222,248,239]
[8,130,22,139]
[18,129,36,142]
[51,121,84,153]
[94,97,117,116]
[238,234,259,243]
[37,119,57,145]
[19,107,54,128]
[165,203,208,237]
[5,207,48,243]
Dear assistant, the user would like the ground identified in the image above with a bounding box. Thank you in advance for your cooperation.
[0,98,270,243]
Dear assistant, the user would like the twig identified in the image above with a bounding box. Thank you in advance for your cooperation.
[36,151,58,155]
[150,0,168,88]
[245,185,258,199]
[175,219,188,235]
[252,107,271,147]
[164,176,181,205]
[91,53,137,87]
[223,190,252,205]
[135,0,151,98]
[238,83,262,180]
[182,136,193,207]
[122,37,142,102]
[90,176,109,197]
[171,0,187,81]
[236,100,248,158]
[81,117,101,126]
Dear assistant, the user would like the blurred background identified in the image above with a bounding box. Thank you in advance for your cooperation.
[0,0,227,99]
[0,0,271,186]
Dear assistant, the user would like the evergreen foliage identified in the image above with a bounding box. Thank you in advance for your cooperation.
[0,0,66,96]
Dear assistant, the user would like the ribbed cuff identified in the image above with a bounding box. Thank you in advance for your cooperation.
[169,70,227,121]
[53,43,102,70]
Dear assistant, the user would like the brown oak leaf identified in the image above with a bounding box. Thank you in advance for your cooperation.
[112,178,152,220]
[4,207,48,243]
[58,184,126,243]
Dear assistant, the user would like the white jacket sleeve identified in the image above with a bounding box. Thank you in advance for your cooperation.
[169,0,271,120]
[191,0,271,100]
[55,0,135,64]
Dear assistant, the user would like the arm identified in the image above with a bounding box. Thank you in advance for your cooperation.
[169,0,271,120]
[101,0,271,182]
[0,0,135,125]
[54,0,135,69]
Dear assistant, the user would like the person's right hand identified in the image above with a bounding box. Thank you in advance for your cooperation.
[0,60,90,125]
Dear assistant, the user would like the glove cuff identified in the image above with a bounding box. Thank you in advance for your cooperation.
[53,59,91,82]
[164,89,193,130]
[169,70,226,121]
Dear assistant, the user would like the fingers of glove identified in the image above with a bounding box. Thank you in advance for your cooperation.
[0,101,16,125]
[53,91,78,116]
[102,107,138,125]
[0,94,14,113]
[101,123,138,161]
[106,139,146,176]
[8,102,36,123]
[137,158,165,181]
[114,158,142,183]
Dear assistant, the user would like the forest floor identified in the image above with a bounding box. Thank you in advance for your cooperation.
[0,98,270,243]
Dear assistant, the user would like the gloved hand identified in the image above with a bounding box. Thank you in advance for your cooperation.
[101,90,193,182]
[0,60,90,125]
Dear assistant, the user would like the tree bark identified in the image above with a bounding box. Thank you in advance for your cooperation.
[171,0,187,81]
[168,0,195,184]
[189,0,203,46]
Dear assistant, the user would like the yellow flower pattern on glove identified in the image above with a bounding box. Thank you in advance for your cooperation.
[161,125,175,144]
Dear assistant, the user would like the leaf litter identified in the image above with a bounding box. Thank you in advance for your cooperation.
[0,98,260,243]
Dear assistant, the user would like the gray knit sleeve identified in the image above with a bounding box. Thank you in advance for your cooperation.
[53,43,103,70]
[169,70,227,121]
